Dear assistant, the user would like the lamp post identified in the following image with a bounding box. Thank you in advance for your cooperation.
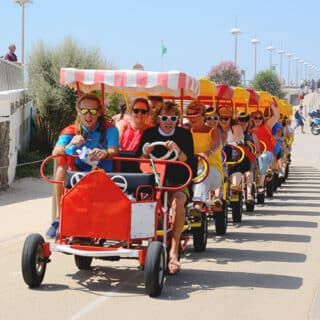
[14,0,32,66]
[278,49,284,85]
[251,37,260,78]
[230,27,241,66]
[267,45,274,70]
[293,57,299,86]
[286,53,292,86]
[299,59,304,83]
[304,62,308,80]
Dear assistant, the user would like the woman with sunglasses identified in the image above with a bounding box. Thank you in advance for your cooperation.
[137,101,194,275]
[238,112,261,203]
[250,104,280,194]
[218,109,249,192]
[187,102,223,208]
[116,98,150,152]
[46,93,120,239]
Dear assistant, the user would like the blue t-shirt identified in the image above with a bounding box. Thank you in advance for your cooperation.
[56,123,119,172]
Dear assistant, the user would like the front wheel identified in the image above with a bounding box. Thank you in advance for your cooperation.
[215,201,228,235]
[144,241,166,297]
[21,233,48,288]
[74,255,93,270]
[192,212,208,251]
[311,124,320,135]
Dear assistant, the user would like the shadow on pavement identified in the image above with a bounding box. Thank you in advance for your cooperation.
[234,219,317,229]
[183,247,306,264]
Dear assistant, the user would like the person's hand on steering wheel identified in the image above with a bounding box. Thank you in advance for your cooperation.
[165,140,181,155]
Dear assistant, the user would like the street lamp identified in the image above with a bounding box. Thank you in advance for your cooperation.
[267,45,274,70]
[251,37,260,78]
[293,57,299,86]
[304,62,308,80]
[230,27,241,66]
[14,0,32,66]
[299,59,304,83]
[286,53,292,86]
[278,49,284,84]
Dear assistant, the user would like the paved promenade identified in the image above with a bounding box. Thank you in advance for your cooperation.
[0,125,320,320]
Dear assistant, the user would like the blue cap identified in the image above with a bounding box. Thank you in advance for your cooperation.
[272,123,283,135]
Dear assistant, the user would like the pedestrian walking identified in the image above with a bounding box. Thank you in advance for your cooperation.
[294,105,306,133]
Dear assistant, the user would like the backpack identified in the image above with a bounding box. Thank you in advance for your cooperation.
[295,110,300,119]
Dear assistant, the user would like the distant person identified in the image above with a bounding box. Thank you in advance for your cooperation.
[4,44,18,63]
[148,96,163,126]
[294,105,306,133]
[112,102,131,124]
[311,79,315,93]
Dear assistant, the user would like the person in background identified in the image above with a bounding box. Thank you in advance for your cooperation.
[4,44,19,63]
[137,101,194,275]
[46,93,119,239]
[182,117,191,130]
[294,105,306,133]
[148,96,163,126]
[112,102,131,124]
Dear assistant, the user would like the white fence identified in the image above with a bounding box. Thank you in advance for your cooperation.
[0,59,33,189]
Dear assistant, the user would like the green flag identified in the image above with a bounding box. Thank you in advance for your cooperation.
[161,41,167,56]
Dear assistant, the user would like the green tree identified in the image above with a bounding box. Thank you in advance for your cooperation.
[207,61,241,86]
[27,37,115,151]
[251,70,284,98]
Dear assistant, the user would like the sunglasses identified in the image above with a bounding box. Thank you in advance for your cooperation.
[132,108,148,115]
[80,108,99,115]
[220,117,231,121]
[238,117,250,122]
[158,115,179,122]
[254,116,263,120]
[206,116,219,121]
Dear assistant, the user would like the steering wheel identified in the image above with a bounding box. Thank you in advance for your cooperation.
[110,175,128,192]
[70,172,86,188]
[192,154,209,184]
[143,141,179,160]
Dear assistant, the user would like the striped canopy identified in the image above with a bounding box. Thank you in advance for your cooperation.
[60,68,200,99]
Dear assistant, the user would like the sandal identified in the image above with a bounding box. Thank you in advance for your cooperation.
[168,257,181,275]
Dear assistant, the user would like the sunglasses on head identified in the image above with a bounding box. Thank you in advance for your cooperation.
[132,108,148,115]
[253,116,263,120]
[220,117,231,121]
[206,115,219,121]
[80,108,99,116]
[158,115,179,122]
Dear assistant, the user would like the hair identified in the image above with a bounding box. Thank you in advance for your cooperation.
[149,95,163,102]
[131,97,150,112]
[187,101,206,116]
[119,102,127,120]
[154,101,181,124]
[75,93,110,146]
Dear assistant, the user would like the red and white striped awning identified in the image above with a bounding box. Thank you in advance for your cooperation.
[60,68,200,98]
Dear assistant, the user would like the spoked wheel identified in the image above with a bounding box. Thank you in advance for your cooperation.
[311,124,320,135]
[231,194,243,222]
[74,255,93,270]
[215,201,228,235]
[144,241,166,297]
[21,233,48,288]
[192,212,208,251]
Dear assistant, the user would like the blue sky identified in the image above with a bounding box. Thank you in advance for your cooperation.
[1,0,320,82]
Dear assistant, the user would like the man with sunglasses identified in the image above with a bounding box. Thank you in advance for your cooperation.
[46,93,119,239]
[136,101,195,275]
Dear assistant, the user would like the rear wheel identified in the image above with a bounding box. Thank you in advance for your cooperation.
[266,178,274,198]
[193,213,208,251]
[144,241,166,297]
[311,124,320,135]
[74,255,93,270]
[215,201,228,235]
[21,233,48,288]
[257,192,265,204]
[231,195,243,222]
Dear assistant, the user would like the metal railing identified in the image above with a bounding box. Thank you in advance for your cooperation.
[0,58,23,91]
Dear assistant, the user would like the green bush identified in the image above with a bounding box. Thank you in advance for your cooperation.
[15,150,52,179]
[27,37,116,150]
[251,70,285,98]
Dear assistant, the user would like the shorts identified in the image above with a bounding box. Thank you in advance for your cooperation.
[192,165,223,203]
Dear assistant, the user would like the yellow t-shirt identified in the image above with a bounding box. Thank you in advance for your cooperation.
[191,128,223,175]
